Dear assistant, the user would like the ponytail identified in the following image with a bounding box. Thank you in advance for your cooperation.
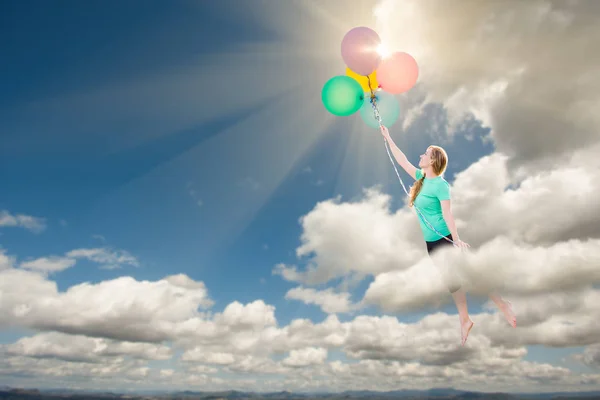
[409,175,426,207]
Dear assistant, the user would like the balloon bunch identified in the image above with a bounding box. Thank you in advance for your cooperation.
[321,27,419,129]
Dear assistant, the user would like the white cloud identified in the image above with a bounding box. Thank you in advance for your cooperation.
[2,251,600,392]
[3,332,172,363]
[66,247,140,270]
[2,244,141,278]
[361,258,450,313]
[0,266,213,342]
[282,347,327,367]
[272,263,306,283]
[2,243,143,276]
[273,189,424,285]
[0,210,46,233]
[19,256,77,274]
[273,142,600,314]
[374,0,600,171]
[364,235,600,312]
[479,289,600,348]
[0,248,16,271]
[285,286,360,314]
[213,300,276,330]
[449,147,600,247]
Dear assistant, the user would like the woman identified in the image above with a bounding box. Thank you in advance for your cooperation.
[380,125,516,346]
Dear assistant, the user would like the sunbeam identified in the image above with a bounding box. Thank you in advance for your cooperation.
[173,81,340,258]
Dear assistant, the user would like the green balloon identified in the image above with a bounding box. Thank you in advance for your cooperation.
[322,75,364,116]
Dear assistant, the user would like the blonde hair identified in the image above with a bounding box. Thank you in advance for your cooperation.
[409,145,448,207]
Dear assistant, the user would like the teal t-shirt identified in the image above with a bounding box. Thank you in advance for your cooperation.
[414,169,451,242]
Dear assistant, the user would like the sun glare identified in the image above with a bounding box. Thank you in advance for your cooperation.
[377,44,391,58]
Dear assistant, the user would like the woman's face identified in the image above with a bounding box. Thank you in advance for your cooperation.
[419,147,433,168]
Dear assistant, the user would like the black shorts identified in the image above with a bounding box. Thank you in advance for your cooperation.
[426,234,454,255]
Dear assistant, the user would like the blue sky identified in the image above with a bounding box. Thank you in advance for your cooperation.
[2,0,600,394]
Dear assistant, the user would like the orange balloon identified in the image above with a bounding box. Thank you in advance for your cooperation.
[377,52,419,94]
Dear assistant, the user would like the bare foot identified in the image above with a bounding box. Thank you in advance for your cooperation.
[499,300,517,328]
[461,319,474,346]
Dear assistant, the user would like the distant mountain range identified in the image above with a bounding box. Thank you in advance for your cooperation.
[1,387,600,400]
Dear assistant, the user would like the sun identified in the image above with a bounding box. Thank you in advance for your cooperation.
[376,44,391,58]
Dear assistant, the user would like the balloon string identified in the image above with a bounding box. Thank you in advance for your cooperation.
[367,76,454,245]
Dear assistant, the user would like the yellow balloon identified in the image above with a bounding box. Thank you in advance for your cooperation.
[346,67,379,92]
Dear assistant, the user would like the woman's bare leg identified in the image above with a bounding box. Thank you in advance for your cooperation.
[489,292,516,327]
[451,287,474,345]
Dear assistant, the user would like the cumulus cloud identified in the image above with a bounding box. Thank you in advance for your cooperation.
[0,210,46,233]
[273,189,424,286]
[480,289,600,348]
[0,266,213,342]
[272,140,600,313]
[361,258,451,312]
[213,300,277,330]
[282,347,327,367]
[2,245,600,392]
[449,147,600,248]
[364,234,600,312]
[2,332,172,363]
[375,0,600,172]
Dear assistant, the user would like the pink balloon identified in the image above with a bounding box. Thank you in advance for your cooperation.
[341,27,382,76]
[377,52,419,94]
